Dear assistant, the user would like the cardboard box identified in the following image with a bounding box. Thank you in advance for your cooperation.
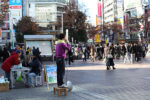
[0,83,9,92]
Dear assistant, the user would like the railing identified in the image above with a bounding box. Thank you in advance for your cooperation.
[30,0,66,4]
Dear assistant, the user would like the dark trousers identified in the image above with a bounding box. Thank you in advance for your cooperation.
[5,72,11,88]
[56,58,65,86]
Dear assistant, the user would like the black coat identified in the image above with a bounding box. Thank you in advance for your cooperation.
[29,57,41,75]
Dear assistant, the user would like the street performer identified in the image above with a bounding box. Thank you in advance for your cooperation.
[56,34,70,88]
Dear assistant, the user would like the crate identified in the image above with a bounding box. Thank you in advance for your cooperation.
[0,83,9,92]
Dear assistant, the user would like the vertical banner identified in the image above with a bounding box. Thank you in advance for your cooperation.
[98,2,102,17]
[126,13,129,36]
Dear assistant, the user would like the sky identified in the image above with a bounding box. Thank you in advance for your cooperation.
[78,0,97,26]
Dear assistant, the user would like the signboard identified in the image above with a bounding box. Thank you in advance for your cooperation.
[95,34,100,42]
[26,41,52,56]
[10,6,22,9]
[96,16,102,26]
[9,0,22,5]
[124,0,141,10]
[45,66,57,84]
[9,0,22,26]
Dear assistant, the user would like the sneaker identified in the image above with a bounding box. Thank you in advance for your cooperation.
[58,84,67,88]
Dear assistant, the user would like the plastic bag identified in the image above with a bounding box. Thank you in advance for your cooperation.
[103,58,106,63]
[17,72,22,82]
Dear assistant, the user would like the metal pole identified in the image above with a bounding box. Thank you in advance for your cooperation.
[62,13,64,33]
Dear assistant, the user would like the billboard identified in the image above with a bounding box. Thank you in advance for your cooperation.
[9,0,22,5]
[9,0,22,25]
[124,0,141,10]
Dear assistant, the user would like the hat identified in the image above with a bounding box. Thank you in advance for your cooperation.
[16,50,21,54]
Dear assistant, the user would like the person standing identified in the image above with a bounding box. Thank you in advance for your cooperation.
[2,47,10,62]
[56,34,70,87]
[90,45,95,62]
[130,44,136,64]
[121,44,126,60]
[68,48,74,65]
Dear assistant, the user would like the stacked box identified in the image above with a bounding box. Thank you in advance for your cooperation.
[0,83,9,92]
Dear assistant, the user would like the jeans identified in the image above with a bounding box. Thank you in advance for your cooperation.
[27,73,36,87]
[56,58,65,86]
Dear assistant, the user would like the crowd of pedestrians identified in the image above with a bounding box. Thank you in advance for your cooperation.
[66,42,149,70]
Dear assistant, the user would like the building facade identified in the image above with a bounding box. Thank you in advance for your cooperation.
[104,0,117,23]
[23,0,67,34]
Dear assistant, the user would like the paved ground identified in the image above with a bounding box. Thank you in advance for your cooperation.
[1,54,150,100]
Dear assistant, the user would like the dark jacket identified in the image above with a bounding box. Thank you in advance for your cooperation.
[29,57,41,75]
[2,48,9,62]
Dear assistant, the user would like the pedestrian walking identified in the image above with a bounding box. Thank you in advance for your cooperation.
[56,34,70,87]
[130,44,136,64]
[124,43,131,63]
[121,44,126,59]
[90,45,95,62]
[106,49,116,70]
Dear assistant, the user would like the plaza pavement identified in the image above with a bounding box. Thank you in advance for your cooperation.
[1,54,150,100]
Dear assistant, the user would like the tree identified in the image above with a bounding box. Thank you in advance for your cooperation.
[0,0,9,26]
[15,16,38,42]
[59,0,88,43]
[16,16,38,35]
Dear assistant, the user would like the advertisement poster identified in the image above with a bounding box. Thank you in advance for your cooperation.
[9,0,22,25]
[26,41,52,56]
[46,66,57,84]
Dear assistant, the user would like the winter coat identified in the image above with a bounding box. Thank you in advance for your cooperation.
[29,57,41,75]
[1,52,20,73]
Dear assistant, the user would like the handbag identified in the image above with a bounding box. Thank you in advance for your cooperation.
[107,54,113,58]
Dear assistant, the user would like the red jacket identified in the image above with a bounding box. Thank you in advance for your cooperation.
[1,52,20,73]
